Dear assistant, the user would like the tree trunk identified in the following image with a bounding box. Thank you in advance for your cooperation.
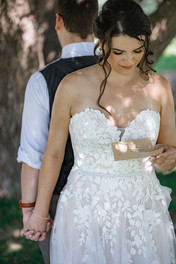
[0,0,176,199]
[0,0,61,199]
[150,0,176,61]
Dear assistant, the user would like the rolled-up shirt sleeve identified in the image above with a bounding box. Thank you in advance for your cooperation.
[17,72,50,169]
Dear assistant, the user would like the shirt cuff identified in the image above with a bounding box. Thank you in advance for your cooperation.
[17,147,43,169]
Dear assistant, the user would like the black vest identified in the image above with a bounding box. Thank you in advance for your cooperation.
[40,56,97,194]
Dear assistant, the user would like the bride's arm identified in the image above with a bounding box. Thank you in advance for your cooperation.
[21,77,74,235]
[153,76,176,171]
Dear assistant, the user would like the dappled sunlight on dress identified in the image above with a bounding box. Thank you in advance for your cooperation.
[50,108,176,264]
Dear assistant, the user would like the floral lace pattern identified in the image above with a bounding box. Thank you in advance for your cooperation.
[69,108,160,174]
[50,108,176,264]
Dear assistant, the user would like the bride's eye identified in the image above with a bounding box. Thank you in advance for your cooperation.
[134,49,143,54]
[113,51,123,55]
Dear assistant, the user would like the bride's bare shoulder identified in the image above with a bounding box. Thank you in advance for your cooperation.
[149,73,171,87]
[147,73,174,112]
[148,73,172,94]
[58,64,98,94]
[63,64,98,82]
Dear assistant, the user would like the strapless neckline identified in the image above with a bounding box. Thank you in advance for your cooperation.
[70,107,160,130]
[52,106,175,264]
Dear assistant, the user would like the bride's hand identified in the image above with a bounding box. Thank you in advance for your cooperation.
[21,211,52,241]
[151,145,176,171]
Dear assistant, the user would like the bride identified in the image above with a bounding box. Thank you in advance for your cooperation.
[23,0,176,263]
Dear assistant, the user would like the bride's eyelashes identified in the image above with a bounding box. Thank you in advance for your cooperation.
[134,49,144,54]
[112,51,123,55]
[112,49,143,55]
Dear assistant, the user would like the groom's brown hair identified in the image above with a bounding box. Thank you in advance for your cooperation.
[56,0,98,39]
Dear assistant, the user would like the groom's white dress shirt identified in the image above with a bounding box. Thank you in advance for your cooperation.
[17,42,95,169]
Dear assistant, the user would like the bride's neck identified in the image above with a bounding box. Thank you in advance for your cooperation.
[108,68,140,87]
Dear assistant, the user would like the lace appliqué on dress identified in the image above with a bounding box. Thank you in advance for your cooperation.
[50,108,176,264]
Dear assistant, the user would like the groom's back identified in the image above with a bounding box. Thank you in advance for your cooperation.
[40,55,97,194]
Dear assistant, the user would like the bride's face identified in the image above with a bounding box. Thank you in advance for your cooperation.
[107,34,145,75]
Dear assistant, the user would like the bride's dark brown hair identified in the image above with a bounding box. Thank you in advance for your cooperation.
[94,0,155,112]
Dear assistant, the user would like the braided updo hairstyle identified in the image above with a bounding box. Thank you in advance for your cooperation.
[94,0,155,112]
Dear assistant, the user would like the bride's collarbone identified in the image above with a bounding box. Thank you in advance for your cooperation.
[71,106,159,129]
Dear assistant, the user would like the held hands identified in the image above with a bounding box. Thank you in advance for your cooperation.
[21,209,53,241]
[150,145,176,171]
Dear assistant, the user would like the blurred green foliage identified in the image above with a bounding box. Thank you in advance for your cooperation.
[154,37,176,73]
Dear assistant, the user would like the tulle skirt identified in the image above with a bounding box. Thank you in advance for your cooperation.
[50,168,176,264]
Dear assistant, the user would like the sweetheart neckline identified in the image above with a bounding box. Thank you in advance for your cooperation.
[70,107,160,130]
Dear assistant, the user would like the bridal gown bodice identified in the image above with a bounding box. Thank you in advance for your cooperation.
[50,107,176,264]
[69,107,160,174]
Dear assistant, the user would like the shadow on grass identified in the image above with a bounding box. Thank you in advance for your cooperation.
[0,171,176,263]
[0,199,44,264]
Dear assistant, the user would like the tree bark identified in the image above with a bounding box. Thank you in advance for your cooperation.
[150,0,176,61]
[0,0,60,198]
[0,0,176,199]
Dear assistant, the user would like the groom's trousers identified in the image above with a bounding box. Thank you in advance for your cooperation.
[38,194,59,264]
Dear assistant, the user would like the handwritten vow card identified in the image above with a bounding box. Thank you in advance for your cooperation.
[112,138,164,161]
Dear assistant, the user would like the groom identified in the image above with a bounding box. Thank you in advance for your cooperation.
[17,0,98,263]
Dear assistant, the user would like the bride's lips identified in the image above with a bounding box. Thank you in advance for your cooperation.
[120,65,133,69]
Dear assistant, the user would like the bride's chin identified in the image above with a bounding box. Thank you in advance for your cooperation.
[114,68,135,76]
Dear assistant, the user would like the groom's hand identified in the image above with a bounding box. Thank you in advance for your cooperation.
[22,207,33,226]
[21,213,53,241]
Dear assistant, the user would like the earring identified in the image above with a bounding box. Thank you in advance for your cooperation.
[98,46,103,56]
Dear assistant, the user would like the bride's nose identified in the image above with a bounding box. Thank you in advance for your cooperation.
[123,52,134,65]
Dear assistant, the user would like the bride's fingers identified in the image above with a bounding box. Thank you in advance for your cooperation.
[20,228,26,237]
[23,230,35,239]
[38,232,47,241]
[21,228,31,237]
[30,232,42,241]
[151,153,176,165]
[21,226,33,237]
[46,220,53,232]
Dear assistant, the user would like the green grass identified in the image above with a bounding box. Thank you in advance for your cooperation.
[157,172,176,232]
[0,199,44,264]
[157,172,176,212]
[0,170,176,263]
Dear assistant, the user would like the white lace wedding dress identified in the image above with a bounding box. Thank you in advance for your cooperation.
[50,108,176,264]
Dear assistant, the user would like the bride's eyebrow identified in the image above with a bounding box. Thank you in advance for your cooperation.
[111,45,144,52]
